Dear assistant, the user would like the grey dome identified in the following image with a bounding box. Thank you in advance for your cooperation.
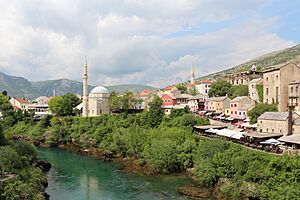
[90,86,109,94]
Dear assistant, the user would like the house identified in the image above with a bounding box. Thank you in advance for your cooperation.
[176,93,192,107]
[263,62,300,112]
[9,97,32,111]
[205,96,231,114]
[224,65,262,85]
[188,94,208,112]
[257,112,300,135]
[161,94,176,114]
[248,78,263,102]
[288,80,300,112]
[194,80,213,95]
[230,96,255,120]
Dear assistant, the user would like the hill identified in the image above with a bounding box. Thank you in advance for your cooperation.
[106,84,157,93]
[0,72,157,99]
[200,44,300,80]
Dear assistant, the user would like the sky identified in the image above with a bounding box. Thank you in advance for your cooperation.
[0,0,299,87]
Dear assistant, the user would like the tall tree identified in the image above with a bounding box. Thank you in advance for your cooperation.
[146,95,164,128]
[175,84,187,93]
[208,80,232,97]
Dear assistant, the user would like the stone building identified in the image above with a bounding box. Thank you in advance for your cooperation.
[248,78,263,102]
[205,96,231,114]
[188,94,208,112]
[88,86,110,116]
[257,112,300,135]
[224,65,262,86]
[263,62,300,112]
[288,80,300,112]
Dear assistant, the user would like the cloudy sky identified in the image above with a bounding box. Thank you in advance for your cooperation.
[0,0,299,87]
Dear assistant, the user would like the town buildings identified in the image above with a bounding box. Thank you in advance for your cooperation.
[257,112,298,135]
[205,96,231,114]
[230,96,255,120]
[9,97,32,111]
[224,65,262,85]
[194,80,213,95]
[288,80,300,112]
[263,62,300,112]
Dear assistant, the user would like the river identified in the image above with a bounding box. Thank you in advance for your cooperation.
[38,148,211,200]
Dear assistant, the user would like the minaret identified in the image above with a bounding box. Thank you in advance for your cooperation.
[82,56,89,117]
[191,66,195,85]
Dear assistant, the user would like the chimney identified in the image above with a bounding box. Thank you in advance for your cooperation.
[287,106,293,136]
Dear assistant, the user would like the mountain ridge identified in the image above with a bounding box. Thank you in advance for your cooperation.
[0,72,157,99]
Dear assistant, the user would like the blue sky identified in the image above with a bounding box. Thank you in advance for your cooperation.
[0,0,298,87]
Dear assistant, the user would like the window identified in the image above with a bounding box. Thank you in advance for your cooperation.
[231,111,233,114]
[272,129,274,132]
[234,104,237,107]
[266,99,268,103]
[239,112,241,115]
[260,129,262,132]
[235,111,237,114]
[266,77,269,81]
[276,75,278,79]
[266,128,268,132]
[291,87,294,94]
[266,88,269,95]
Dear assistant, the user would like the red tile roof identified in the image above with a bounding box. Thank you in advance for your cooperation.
[14,97,32,104]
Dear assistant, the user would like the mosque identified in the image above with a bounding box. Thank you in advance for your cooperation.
[82,58,110,117]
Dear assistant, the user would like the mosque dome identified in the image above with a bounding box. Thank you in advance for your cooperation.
[90,86,109,94]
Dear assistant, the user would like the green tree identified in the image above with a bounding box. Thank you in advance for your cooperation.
[146,95,164,128]
[208,80,232,97]
[188,86,198,95]
[229,85,249,99]
[49,93,81,116]
[0,146,19,179]
[247,103,278,124]
[175,83,187,93]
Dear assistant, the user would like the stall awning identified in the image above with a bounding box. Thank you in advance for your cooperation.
[260,138,282,145]
[278,135,300,145]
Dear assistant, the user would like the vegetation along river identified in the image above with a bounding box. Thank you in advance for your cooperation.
[38,148,212,200]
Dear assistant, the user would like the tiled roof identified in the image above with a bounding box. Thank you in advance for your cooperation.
[279,134,300,145]
[231,96,249,102]
[14,97,32,104]
[178,93,192,99]
[207,96,228,102]
[258,112,289,121]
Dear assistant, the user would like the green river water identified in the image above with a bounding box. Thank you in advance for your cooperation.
[38,148,211,200]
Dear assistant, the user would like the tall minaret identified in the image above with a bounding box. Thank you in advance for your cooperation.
[191,66,195,85]
[82,56,89,117]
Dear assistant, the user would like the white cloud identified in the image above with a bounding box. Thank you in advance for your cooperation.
[0,0,295,88]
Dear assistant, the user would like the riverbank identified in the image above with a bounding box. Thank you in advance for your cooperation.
[6,114,300,199]
[13,135,216,199]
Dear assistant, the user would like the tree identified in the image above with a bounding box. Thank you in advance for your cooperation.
[247,103,278,124]
[146,95,164,128]
[48,93,81,116]
[188,86,198,95]
[2,91,7,96]
[229,85,249,99]
[208,80,232,97]
[175,83,187,93]
[0,146,19,179]
[0,125,6,146]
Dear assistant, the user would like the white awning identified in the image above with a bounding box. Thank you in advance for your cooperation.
[260,138,282,145]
